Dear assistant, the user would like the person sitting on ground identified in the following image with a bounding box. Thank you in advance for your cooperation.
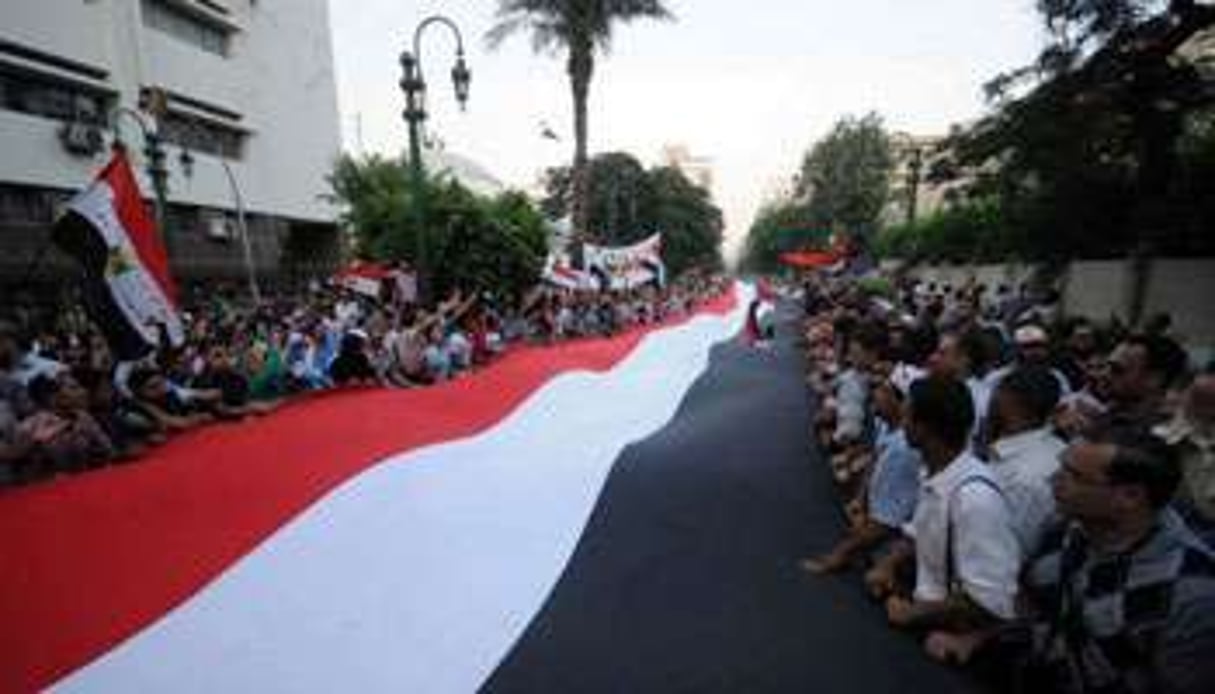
[283,326,328,391]
[938,429,1215,692]
[986,365,1067,557]
[18,372,115,475]
[802,371,922,574]
[246,329,287,400]
[194,344,279,417]
[928,329,995,449]
[1,389,33,485]
[126,367,214,433]
[389,310,432,385]
[0,320,65,387]
[824,325,886,485]
[72,366,154,459]
[865,376,1021,650]
[328,330,379,387]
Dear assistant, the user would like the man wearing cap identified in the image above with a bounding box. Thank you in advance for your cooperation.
[983,324,1071,405]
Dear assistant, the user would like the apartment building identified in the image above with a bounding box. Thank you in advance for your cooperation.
[0,0,343,285]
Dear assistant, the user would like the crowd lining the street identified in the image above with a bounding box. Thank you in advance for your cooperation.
[796,272,1215,693]
[0,270,728,486]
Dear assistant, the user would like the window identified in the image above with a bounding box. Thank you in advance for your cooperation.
[0,185,68,224]
[0,66,110,124]
[160,111,246,160]
[142,0,232,57]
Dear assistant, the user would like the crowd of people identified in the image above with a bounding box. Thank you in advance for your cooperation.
[0,271,729,486]
[796,273,1214,693]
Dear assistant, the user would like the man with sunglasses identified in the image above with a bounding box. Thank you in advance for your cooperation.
[1099,335,1188,434]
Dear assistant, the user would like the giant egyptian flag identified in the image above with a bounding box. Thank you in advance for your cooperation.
[52,148,183,360]
[0,285,749,693]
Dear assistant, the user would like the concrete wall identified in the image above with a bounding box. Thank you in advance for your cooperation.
[903,258,1215,353]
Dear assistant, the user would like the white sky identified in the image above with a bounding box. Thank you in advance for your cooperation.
[328,0,1046,260]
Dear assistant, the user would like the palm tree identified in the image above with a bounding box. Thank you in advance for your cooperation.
[487,0,673,250]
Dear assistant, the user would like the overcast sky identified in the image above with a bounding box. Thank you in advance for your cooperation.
[328,0,1045,259]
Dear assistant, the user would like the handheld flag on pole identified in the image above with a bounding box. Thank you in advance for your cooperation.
[52,148,183,360]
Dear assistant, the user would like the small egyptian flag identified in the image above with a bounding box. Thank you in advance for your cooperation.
[52,147,183,360]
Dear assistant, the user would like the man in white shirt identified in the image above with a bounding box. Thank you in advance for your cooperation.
[927,331,992,447]
[866,376,1022,641]
[987,365,1067,557]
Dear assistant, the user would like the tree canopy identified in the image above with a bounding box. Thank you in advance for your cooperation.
[544,151,725,275]
[741,113,893,272]
[928,0,1215,259]
[795,112,894,244]
[328,154,548,301]
[487,1,674,243]
[739,200,832,274]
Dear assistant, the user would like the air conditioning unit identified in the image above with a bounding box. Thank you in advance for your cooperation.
[58,122,105,157]
[205,214,234,242]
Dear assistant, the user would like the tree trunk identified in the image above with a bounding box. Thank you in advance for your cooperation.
[568,40,593,263]
[1127,75,1182,326]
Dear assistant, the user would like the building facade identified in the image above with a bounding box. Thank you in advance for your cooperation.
[0,0,343,288]
[883,132,953,228]
[660,144,714,193]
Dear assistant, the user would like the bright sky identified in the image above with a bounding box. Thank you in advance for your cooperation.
[328,0,1045,260]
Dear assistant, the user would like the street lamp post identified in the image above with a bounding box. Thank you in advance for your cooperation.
[110,107,171,248]
[177,123,262,305]
[905,145,924,226]
[399,15,471,300]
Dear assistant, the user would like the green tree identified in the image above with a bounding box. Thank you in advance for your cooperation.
[644,166,724,276]
[427,185,549,301]
[933,0,1215,320]
[740,199,831,274]
[487,0,673,244]
[585,151,650,245]
[327,154,547,301]
[942,1,1215,251]
[876,197,1021,264]
[544,151,725,275]
[327,154,420,261]
[795,113,894,245]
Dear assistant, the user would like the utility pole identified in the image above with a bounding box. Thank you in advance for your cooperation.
[906,145,923,226]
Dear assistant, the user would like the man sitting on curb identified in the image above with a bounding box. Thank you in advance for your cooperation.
[927,430,1215,694]
[801,371,921,574]
[865,376,1021,644]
